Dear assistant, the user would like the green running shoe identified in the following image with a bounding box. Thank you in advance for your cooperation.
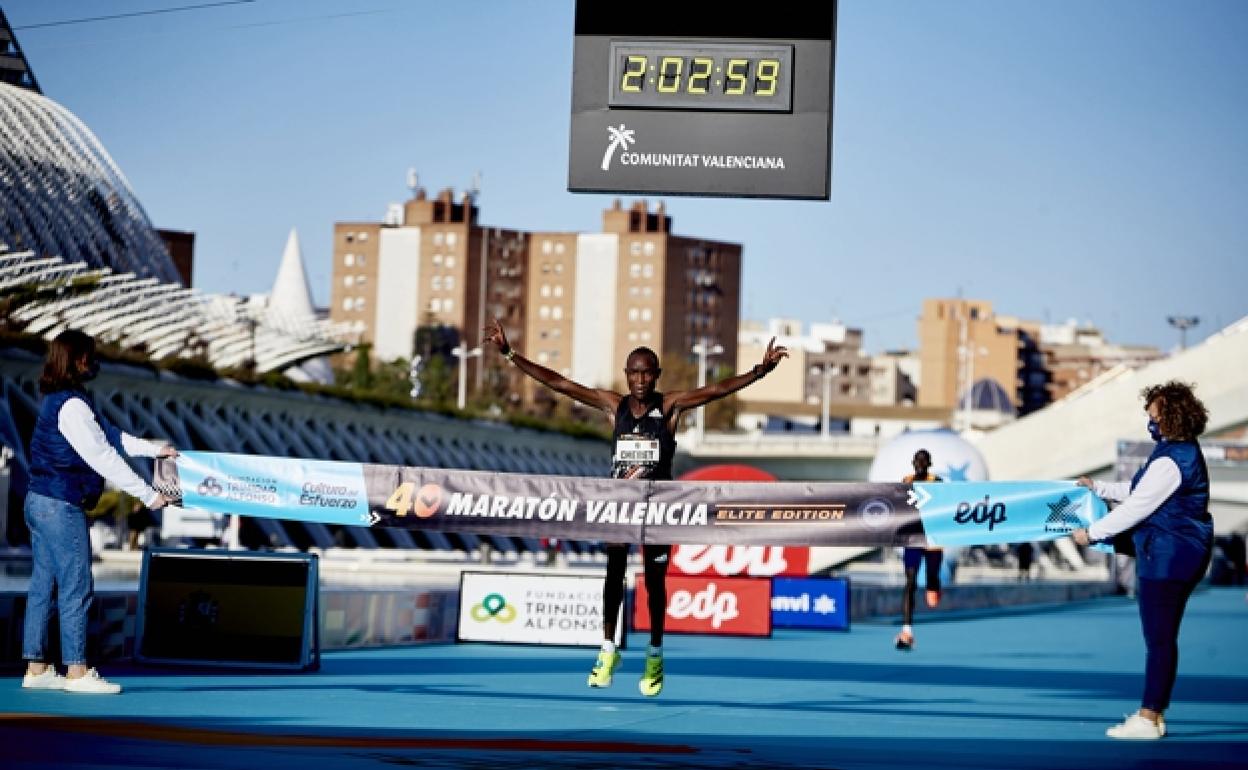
[587,650,621,688]
[638,653,664,697]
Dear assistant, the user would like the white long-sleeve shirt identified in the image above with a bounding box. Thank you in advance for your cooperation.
[58,396,163,508]
[1086,457,1182,542]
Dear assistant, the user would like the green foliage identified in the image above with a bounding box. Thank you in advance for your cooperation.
[660,349,739,431]
[419,354,455,409]
[349,344,374,390]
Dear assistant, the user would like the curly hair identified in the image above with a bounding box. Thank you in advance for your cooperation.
[1141,380,1208,441]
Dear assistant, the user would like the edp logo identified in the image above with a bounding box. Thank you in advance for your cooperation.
[954,496,1008,532]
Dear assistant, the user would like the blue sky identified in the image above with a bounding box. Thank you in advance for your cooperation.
[6,0,1246,353]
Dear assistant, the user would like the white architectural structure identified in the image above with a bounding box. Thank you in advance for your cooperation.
[0,83,180,284]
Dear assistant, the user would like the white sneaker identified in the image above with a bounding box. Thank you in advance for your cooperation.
[63,669,122,695]
[21,668,66,690]
[1106,713,1162,740]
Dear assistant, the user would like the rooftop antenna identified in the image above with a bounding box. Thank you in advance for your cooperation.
[468,170,482,202]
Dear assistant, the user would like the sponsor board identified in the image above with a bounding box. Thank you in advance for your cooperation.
[633,574,771,637]
[672,545,809,577]
[457,572,623,648]
[770,577,849,631]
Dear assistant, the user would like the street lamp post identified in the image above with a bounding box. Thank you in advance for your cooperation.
[1167,315,1199,351]
[810,364,834,439]
[451,344,482,410]
[691,337,723,444]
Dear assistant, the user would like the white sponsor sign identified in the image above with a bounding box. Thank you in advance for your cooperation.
[457,572,624,647]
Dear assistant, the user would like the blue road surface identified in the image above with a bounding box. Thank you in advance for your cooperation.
[2,588,1246,769]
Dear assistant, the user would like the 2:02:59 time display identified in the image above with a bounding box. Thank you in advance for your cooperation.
[608,41,793,112]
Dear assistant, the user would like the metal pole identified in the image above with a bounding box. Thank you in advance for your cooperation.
[695,338,708,445]
[820,367,831,440]
[457,348,468,410]
[476,228,489,389]
[956,305,969,432]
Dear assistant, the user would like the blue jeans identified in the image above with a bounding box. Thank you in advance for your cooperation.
[22,492,94,666]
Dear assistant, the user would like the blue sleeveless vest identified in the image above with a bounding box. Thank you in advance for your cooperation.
[1129,439,1213,582]
[28,390,127,509]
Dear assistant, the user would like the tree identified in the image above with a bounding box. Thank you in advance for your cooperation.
[660,349,739,431]
[419,353,455,409]
[348,343,373,390]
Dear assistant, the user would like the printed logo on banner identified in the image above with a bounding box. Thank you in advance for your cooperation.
[1044,495,1082,534]
[634,574,771,637]
[197,477,223,497]
[954,496,1008,532]
[415,484,443,518]
[858,498,894,530]
[672,545,809,577]
[771,577,850,630]
[470,593,517,623]
[193,474,279,505]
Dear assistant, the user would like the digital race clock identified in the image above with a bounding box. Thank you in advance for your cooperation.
[568,4,837,200]
[608,42,794,112]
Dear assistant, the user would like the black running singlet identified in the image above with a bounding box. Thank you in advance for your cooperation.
[611,393,676,481]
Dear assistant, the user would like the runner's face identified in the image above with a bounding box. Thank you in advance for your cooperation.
[913,453,930,475]
[624,354,660,400]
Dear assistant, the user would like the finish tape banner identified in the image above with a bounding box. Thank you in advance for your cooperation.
[156,452,1109,548]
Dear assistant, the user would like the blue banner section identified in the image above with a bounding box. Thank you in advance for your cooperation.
[160,452,1111,548]
[771,577,849,630]
[176,451,372,526]
[912,481,1106,547]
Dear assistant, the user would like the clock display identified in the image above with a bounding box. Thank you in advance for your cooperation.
[608,41,793,112]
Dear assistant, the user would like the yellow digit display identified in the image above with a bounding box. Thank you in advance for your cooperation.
[688,57,713,94]
[608,42,793,112]
[724,59,749,95]
[755,59,780,96]
[657,56,683,93]
[621,55,646,93]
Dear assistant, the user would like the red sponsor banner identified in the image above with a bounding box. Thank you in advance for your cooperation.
[671,545,810,577]
[633,574,772,637]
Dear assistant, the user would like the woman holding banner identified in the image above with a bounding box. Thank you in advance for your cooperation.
[1073,381,1213,740]
[484,318,786,696]
[20,330,176,695]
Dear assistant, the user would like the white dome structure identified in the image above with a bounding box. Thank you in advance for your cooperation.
[867,428,989,482]
[0,82,180,283]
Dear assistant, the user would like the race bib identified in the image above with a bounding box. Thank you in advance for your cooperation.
[614,436,660,465]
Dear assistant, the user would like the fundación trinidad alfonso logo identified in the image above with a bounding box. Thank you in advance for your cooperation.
[197,477,223,497]
[470,593,517,623]
[601,124,636,171]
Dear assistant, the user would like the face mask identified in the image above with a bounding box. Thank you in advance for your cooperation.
[1147,419,1163,442]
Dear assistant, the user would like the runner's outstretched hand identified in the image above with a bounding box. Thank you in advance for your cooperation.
[483,318,510,353]
[758,337,789,374]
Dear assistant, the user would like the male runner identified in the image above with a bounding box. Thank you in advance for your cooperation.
[484,318,786,695]
[896,448,943,650]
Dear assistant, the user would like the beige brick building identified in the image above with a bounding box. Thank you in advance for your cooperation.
[330,195,741,408]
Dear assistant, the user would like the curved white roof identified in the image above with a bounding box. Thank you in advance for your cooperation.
[0,82,180,284]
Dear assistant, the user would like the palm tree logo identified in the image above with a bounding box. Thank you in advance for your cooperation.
[601,124,635,171]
